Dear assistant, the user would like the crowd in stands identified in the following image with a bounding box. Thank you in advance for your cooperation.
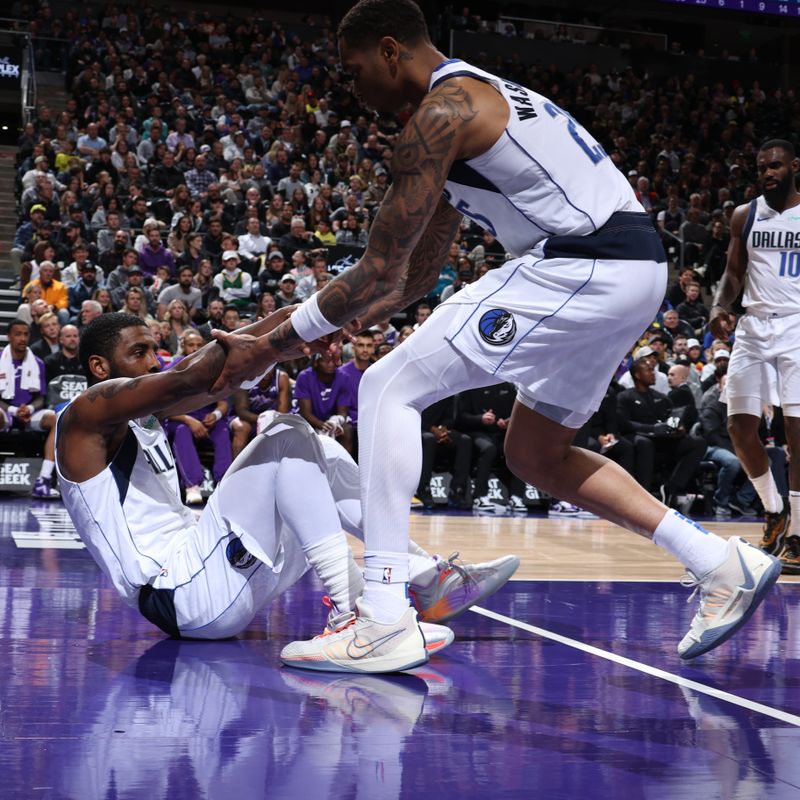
[1,2,795,514]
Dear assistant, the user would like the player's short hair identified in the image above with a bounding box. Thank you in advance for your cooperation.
[79,313,147,380]
[7,318,30,335]
[759,139,796,159]
[337,0,429,47]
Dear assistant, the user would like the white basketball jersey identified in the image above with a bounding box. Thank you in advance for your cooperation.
[429,59,641,256]
[56,412,197,606]
[744,195,800,314]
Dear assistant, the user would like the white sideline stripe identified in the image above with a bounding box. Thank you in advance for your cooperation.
[470,605,800,728]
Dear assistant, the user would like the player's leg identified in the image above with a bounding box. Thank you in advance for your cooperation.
[207,417,233,484]
[167,420,206,502]
[229,416,252,459]
[174,420,363,638]
[315,433,519,623]
[503,401,779,659]
[776,413,800,572]
[356,306,500,624]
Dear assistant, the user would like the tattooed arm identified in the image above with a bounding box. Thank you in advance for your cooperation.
[254,83,476,360]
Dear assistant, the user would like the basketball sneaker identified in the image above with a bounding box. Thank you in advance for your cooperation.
[761,499,790,556]
[677,536,781,660]
[473,495,500,514]
[508,495,527,514]
[548,501,580,517]
[280,600,428,673]
[779,535,800,575]
[410,552,520,623]
[32,477,60,500]
[322,597,454,655]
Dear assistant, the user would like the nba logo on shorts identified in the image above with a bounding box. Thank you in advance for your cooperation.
[382,567,392,584]
[478,309,516,346]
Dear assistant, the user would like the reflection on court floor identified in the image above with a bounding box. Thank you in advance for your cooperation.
[1,496,799,799]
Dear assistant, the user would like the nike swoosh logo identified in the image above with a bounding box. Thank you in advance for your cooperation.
[738,548,756,590]
[756,217,770,222]
[345,629,406,660]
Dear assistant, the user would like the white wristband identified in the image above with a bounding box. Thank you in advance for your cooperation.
[291,294,339,342]
[211,409,223,422]
[7,406,18,418]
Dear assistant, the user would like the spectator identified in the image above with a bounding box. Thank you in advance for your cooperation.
[157,266,203,320]
[417,396,472,510]
[138,224,175,278]
[233,366,292,440]
[198,298,226,341]
[67,263,100,322]
[30,312,61,360]
[294,351,353,454]
[44,324,83,383]
[676,281,709,334]
[700,375,759,517]
[338,330,375,429]
[213,251,253,310]
[238,216,272,261]
[617,359,706,510]
[456,383,526,513]
[23,261,69,322]
[0,320,58,498]
[274,273,300,309]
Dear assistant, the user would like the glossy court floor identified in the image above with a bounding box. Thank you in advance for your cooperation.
[2,497,800,799]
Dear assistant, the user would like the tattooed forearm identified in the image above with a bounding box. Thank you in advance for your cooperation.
[301,85,475,335]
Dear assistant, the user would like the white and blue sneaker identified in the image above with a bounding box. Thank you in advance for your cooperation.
[678,536,781,660]
[548,501,581,517]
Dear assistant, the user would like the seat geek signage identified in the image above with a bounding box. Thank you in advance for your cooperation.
[0,57,20,80]
[0,457,42,493]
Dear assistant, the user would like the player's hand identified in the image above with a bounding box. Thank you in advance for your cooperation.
[210,329,280,394]
[482,409,496,426]
[497,418,508,430]
[17,405,31,423]
[709,306,735,340]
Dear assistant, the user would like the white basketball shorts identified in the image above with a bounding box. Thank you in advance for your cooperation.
[442,212,668,427]
[727,311,800,418]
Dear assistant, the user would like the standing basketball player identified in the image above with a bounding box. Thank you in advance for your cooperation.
[210,0,779,670]
[710,140,800,573]
[55,313,517,659]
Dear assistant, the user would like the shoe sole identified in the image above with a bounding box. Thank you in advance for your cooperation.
[780,559,800,575]
[418,556,521,624]
[679,554,782,660]
[419,622,455,654]
[761,511,791,556]
[280,648,429,674]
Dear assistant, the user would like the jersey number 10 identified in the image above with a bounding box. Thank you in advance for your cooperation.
[778,251,800,277]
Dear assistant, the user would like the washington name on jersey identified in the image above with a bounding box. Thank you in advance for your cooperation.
[429,59,641,257]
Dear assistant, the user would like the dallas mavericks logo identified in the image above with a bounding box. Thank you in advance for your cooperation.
[478,309,516,346]
[226,536,257,570]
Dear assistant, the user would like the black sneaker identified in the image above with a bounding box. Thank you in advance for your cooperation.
[729,499,758,517]
[780,535,800,575]
[448,485,472,511]
[762,498,790,556]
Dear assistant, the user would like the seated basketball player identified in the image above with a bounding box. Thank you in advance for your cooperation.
[55,313,518,666]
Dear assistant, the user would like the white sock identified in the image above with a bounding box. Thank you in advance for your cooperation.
[362,550,411,621]
[39,459,54,480]
[751,470,783,514]
[653,509,729,577]
[790,491,800,536]
[361,581,409,622]
[303,532,364,614]
[408,540,438,587]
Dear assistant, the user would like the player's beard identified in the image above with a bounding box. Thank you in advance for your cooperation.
[762,171,794,205]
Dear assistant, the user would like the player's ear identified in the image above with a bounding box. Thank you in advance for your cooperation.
[379,36,400,63]
[88,354,111,382]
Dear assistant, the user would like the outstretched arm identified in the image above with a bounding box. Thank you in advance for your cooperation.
[261,83,476,358]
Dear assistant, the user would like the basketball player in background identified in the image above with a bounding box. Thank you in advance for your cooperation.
[55,313,517,663]
[710,140,800,573]
[211,0,779,670]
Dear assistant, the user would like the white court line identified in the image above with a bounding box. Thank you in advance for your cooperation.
[470,605,800,728]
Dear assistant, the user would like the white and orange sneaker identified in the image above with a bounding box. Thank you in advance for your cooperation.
[281,600,428,673]
[410,553,520,623]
